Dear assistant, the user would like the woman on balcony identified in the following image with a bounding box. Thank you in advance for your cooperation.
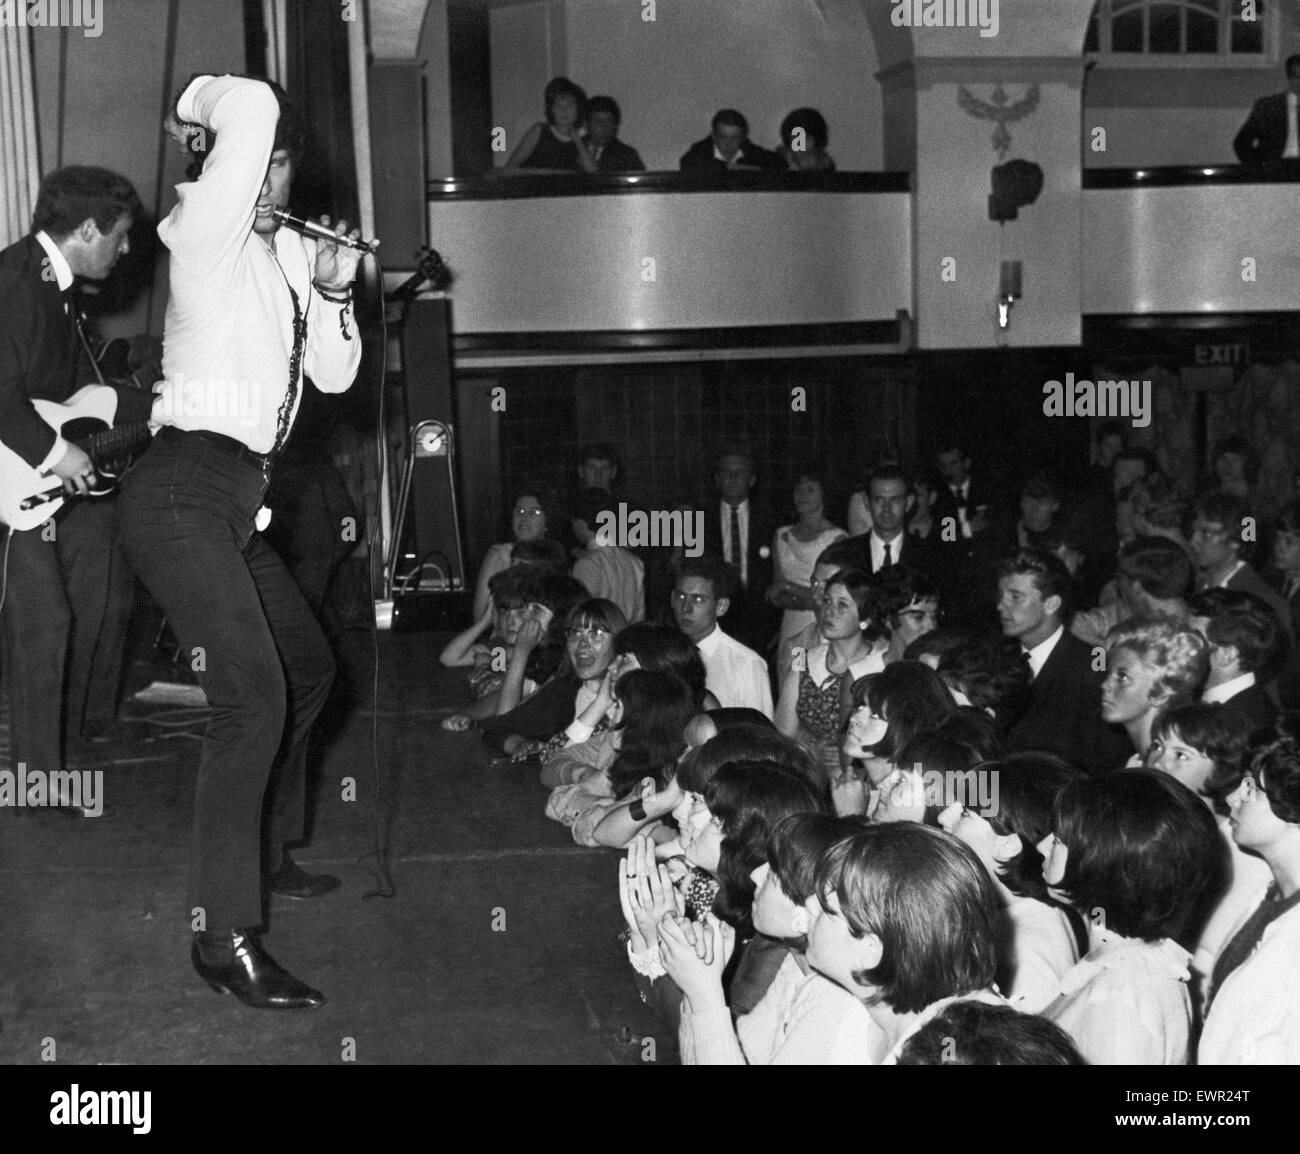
[498,77,598,175]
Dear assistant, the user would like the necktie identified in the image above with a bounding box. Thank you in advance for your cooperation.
[729,505,742,586]
[882,541,892,569]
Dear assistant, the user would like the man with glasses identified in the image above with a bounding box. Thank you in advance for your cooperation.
[1189,493,1291,641]
[671,556,773,718]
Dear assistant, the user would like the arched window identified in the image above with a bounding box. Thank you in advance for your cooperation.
[1085,0,1271,59]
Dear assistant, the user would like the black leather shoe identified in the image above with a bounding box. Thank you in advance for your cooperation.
[191,930,325,1009]
[266,857,341,899]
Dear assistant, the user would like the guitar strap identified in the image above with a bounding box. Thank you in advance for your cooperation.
[73,311,109,389]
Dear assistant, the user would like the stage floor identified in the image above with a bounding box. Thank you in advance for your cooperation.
[0,622,668,1065]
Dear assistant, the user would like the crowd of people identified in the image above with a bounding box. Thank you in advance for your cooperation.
[497,76,834,175]
[439,427,1300,1064]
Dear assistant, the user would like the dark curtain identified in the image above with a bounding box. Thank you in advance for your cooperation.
[283,0,358,226]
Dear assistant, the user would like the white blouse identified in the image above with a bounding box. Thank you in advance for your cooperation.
[1044,933,1193,1065]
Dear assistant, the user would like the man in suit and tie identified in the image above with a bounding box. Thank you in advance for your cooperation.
[847,465,946,581]
[0,166,144,808]
[931,442,998,557]
[702,444,777,654]
[1234,55,1300,165]
[998,547,1131,775]
[1193,600,1279,741]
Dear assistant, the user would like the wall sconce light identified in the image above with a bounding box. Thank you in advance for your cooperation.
[998,260,1022,330]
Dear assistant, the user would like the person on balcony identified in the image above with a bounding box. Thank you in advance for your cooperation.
[680,110,784,175]
[586,96,646,174]
[1233,54,1300,165]
[499,77,597,174]
[778,108,836,173]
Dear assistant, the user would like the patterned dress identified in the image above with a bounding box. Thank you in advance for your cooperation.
[795,643,883,781]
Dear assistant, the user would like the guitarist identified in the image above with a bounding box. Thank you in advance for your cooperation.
[0,166,145,808]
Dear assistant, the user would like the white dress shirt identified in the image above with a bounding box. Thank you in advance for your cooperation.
[1023,624,1064,680]
[868,531,904,572]
[155,76,361,453]
[696,623,773,717]
[1286,91,1300,159]
[31,231,77,473]
[1203,671,1255,705]
[721,499,750,587]
[950,479,973,538]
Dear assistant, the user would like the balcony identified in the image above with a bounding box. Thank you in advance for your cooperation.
[425,171,912,365]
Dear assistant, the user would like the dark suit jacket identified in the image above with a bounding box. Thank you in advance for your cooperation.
[702,499,778,652]
[845,531,949,588]
[1007,629,1133,775]
[0,235,81,468]
[1234,92,1295,164]
[679,137,785,174]
[1216,682,1278,743]
[1223,562,1295,642]
[594,137,646,173]
[930,474,1002,553]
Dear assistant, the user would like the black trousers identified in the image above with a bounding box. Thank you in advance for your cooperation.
[1,497,133,775]
[118,429,335,929]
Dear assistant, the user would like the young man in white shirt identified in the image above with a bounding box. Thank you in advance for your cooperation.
[672,556,773,718]
[118,75,368,1009]
[571,486,644,624]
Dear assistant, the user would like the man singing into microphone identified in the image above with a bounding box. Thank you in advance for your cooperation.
[119,75,373,1009]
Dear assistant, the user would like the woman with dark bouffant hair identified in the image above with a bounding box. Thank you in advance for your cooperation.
[1147,703,1272,1011]
[613,622,719,711]
[1200,736,1300,1063]
[542,669,694,847]
[498,76,597,174]
[936,753,1087,1013]
[835,660,957,815]
[1037,770,1224,1064]
[619,756,826,1034]
[658,813,875,1064]
[805,823,1003,1064]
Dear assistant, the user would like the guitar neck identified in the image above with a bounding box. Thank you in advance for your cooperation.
[81,422,152,460]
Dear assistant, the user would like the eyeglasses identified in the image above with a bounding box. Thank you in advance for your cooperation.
[513,506,545,517]
[1190,524,1230,541]
[565,626,610,643]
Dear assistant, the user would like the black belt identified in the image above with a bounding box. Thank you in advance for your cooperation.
[157,426,273,472]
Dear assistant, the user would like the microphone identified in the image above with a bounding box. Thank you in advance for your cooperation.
[270,209,376,255]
